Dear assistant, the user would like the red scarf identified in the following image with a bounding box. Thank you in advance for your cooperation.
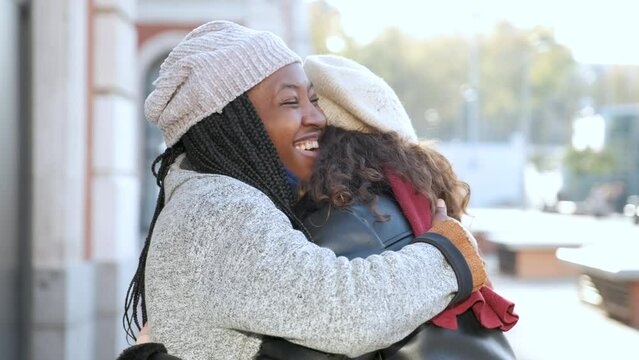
[385,169,519,331]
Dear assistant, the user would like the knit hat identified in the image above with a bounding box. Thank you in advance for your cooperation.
[303,54,418,143]
[145,20,302,146]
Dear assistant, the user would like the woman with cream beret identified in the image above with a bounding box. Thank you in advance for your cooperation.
[254,54,517,359]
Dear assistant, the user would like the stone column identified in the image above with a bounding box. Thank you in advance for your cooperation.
[31,1,93,359]
[31,0,140,358]
[92,0,140,359]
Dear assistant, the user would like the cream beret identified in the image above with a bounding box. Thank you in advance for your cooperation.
[303,54,418,143]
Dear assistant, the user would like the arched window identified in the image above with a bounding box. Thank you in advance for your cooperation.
[140,55,167,234]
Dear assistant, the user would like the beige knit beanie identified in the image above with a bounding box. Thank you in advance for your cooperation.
[303,54,418,143]
[145,20,302,147]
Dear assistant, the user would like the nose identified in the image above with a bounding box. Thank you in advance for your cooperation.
[302,102,326,129]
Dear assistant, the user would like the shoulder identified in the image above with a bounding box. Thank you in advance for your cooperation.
[164,169,276,211]
[302,193,413,257]
[149,169,308,270]
[162,155,273,208]
[157,169,291,238]
[165,168,265,200]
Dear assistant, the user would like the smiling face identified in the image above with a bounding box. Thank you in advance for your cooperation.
[248,63,326,181]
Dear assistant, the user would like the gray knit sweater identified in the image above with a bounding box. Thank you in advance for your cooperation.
[145,160,459,360]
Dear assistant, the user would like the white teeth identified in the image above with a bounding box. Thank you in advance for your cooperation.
[295,140,319,151]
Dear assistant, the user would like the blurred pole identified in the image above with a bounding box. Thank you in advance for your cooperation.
[466,11,481,144]
[519,46,532,208]
[1,1,31,359]
[520,53,531,145]
[604,67,616,106]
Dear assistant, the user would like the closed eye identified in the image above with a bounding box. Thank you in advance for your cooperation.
[281,98,299,106]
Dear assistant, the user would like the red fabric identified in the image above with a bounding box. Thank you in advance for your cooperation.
[385,168,519,331]
[430,287,519,331]
[385,170,432,234]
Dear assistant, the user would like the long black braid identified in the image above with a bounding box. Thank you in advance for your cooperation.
[123,93,311,343]
[122,143,184,343]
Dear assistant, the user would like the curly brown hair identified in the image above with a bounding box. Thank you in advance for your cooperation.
[301,126,470,221]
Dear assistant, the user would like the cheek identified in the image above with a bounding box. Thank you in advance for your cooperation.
[272,138,292,162]
[257,109,307,174]
[262,118,296,159]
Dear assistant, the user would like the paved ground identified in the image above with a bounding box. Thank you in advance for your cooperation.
[487,255,639,360]
[473,209,639,360]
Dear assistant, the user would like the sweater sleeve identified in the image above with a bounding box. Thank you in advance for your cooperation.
[146,176,459,358]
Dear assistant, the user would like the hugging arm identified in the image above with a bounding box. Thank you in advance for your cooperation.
[144,177,478,358]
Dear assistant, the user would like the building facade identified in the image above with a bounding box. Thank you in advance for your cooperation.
[1,1,310,359]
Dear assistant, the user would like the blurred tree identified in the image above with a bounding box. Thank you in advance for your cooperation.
[305,2,586,145]
[342,29,468,139]
[589,65,639,106]
[526,27,583,145]
[480,23,581,144]
[307,0,354,54]
[479,22,530,142]
[564,147,618,175]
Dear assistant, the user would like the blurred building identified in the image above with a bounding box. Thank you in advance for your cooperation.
[436,137,527,208]
[1,1,310,359]
[563,104,639,208]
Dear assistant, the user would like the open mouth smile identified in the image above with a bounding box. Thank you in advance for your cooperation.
[294,140,319,152]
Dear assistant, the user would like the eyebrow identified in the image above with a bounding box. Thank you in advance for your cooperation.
[277,83,314,93]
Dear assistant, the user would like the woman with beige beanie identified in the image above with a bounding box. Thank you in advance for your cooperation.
[119,21,488,360]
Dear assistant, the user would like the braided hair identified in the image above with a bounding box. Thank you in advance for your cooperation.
[123,93,310,342]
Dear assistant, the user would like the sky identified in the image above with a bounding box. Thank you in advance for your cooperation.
[314,0,639,65]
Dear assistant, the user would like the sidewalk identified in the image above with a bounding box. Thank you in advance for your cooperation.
[491,267,639,359]
[476,208,639,360]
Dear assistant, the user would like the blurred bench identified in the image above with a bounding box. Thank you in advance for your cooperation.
[484,231,582,279]
[557,243,639,329]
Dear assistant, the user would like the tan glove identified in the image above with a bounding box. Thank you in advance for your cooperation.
[429,200,487,292]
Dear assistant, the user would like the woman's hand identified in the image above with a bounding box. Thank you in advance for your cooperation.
[430,199,486,292]
[136,324,151,345]
[116,325,177,360]
[431,199,451,227]
[431,199,477,249]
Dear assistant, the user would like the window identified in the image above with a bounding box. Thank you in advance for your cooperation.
[140,55,167,235]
